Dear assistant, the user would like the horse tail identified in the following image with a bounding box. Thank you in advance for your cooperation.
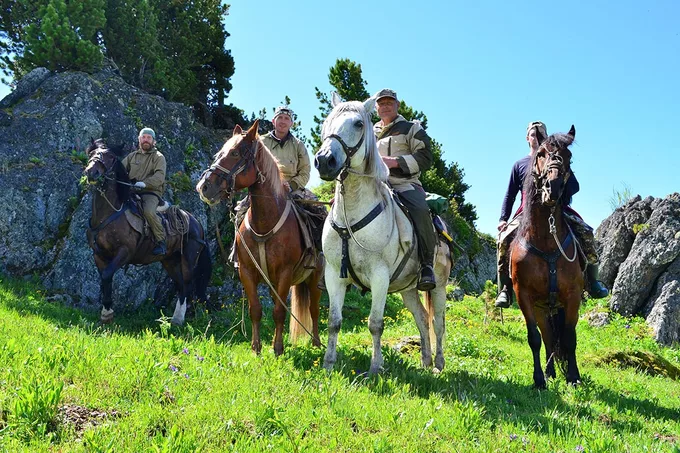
[290,282,313,345]
[424,290,439,352]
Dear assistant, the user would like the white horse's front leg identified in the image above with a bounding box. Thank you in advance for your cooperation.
[400,288,432,368]
[324,271,347,371]
[368,271,390,375]
[171,298,187,326]
[429,285,448,372]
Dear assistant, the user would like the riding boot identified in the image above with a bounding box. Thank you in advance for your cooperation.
[495,275,514,308]
[152,240,166,255]
[317,253,326,291]
[417,263,436,291]
[586,264,609,299]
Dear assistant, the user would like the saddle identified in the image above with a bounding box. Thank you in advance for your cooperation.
[125,193,189,238]
[290,194,328,269]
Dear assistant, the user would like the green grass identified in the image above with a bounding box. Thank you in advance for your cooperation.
[0,277,679,452]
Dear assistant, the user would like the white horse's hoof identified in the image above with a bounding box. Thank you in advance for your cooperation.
[100,307,114,324]
[171,299,187,326]
[432,367,442,375]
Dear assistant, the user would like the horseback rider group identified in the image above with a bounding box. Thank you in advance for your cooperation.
[126,92,608,299]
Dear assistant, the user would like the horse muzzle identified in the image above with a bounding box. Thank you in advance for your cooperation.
[314,148,343,181]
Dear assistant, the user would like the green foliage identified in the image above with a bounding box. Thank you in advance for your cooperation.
[310,180,335,203]
[28,156,44,166]
[17,0,105,76]
[609,182,634,211]
[2,0,234,109]
[168,171,192,195]
[69,148,88,166]
[9,372,63,441]
[633,223,650,234]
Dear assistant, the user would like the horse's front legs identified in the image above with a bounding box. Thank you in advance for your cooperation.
[272,274,293,356]
[368,273,390,375]
[241,269,262,354]
[563,318,581,385]
[95,251,128,323]
[323,273,348,371]
[526,319,546,389]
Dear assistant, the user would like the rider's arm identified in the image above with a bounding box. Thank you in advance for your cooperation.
[143,153,166,193]
[397,123,432,176]
[499,163,521,222]
[289,140,310,191]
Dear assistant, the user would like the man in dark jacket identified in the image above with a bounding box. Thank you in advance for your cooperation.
[495,121,608,308]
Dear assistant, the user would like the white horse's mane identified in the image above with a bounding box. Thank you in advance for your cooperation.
[322,100,389,182]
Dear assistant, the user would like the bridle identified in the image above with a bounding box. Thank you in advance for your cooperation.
[200,137,264,201]
[86,147,124,212]
[531,142,572,202]
[322,111,366,182]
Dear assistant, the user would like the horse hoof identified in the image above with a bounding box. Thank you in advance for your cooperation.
[100,308,114,324]
[432,367,442,375]
[170,317,184,326]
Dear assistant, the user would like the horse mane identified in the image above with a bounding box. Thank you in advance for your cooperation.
[255,138,285,197]
[518,133,574,236]
[216,133,285,197]
[322,101,388,182]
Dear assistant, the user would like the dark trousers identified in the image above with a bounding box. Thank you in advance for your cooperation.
[398,185,436,265]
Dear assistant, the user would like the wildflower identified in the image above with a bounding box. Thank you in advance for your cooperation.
[169,364,178,372]
[624,324,631,329]
[182,348,189,355]
[195,354,204,362]
[575,446,584,452]
[509,434,518,441]
[184,373,190,379]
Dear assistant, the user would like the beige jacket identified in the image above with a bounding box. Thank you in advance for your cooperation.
[261,131,310,190]
[121,147,166,196]
[374,115,433,191]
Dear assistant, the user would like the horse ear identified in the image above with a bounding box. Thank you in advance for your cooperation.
[536,129,546,146]
[233,124,243,136]
[331,92,342,107]
[363,96,376,115]
[245,119,259,141]
[568,125,576,140]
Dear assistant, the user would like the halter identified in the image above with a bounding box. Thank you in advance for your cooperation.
[87,148,124,212]
[200,137,264,200]
[531,143,571,194]
[324,129,365,182]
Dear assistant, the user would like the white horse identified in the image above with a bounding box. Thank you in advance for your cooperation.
[314,94,452,374]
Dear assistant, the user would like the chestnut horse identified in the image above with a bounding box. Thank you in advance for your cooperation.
[84,139,211,325]
[196,122,322,355]
[510,126,584,388]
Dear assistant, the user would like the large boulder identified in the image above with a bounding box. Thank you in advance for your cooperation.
[598,192,680,345]
[0,68,228,310]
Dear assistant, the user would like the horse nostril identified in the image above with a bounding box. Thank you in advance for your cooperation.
[328,156,336,168]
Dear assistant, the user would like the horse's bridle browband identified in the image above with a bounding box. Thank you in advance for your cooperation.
[201,137,263,199]
[532,143,571,192]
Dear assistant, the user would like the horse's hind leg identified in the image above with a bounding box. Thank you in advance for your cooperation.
[271,274,293,356]
[428,285,448,372]
[400,288,432,368]
[323,274,347,371]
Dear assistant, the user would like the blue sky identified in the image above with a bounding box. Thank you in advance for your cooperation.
[2,0,678,235]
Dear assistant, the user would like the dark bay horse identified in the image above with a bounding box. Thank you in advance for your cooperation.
[84,139,211,325]
[196,121,322,355]
[510,125,584,388]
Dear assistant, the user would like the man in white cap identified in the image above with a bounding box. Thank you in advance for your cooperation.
[374,88,437,291]
[122,127,167,255]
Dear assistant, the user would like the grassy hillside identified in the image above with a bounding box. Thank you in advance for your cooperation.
[0,277,679,452]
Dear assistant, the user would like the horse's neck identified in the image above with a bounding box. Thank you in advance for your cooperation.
[524,202,566,250]
[91,181,122,225]
[247,182,288,230]
[334,175,385,225]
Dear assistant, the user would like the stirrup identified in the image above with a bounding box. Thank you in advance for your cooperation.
[495,288,511,308]
[417,265,436,291]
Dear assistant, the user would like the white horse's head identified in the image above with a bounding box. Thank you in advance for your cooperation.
[314,93,388,182]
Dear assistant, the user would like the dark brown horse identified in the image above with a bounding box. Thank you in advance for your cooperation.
[84,139,211,325]
[510,125,584,388]
[196,121,322,355]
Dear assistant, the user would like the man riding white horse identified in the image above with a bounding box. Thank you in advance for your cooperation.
[374,89,437,291]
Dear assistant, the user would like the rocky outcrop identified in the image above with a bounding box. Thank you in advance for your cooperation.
[597,193,680,345]
[0,67,227,309]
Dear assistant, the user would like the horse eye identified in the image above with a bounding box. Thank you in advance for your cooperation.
[355,120,364,128]
[232,150,240,157]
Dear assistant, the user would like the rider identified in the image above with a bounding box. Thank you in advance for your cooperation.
[495,121,609,308]
[374,88,437,291]
[232,106,324,267]
[122,127,167,255]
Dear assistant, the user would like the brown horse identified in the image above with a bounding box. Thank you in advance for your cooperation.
[510,125,584,389]
[196,121,322,355]
[84,139,211,325]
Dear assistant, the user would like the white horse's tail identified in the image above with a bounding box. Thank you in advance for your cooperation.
[424,291,439,350]
[290,283,313,344]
